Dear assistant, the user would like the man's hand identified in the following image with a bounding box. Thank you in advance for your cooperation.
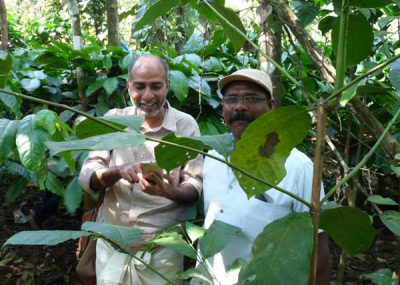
[139,172,198,203]
[118,163,142,184]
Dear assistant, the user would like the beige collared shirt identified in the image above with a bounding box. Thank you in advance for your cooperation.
[79,102,203,247]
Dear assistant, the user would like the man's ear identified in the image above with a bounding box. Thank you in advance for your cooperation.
[267,99,276,110]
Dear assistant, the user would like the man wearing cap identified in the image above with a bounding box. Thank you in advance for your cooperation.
[191,69,330,285]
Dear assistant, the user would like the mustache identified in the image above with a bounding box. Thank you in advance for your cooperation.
[228,113,256,125]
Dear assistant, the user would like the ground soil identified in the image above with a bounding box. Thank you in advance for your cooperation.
[0,182,399,285]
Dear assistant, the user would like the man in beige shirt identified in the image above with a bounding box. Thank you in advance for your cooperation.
[79,54,203,285]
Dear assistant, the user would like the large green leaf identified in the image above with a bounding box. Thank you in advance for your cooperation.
[16,115,48,171]
[0,119,19,162]
[5,178,28,204]
[332,14,374,67]
[238,213,313,285]
[3,161,38,185]
[199,220,241,258]
[132,0,184,32]
[155,133,211,171]
[45,172,64,196]
[85,79,105,97]
[0,51,12,88]
[339,79,367,107]
[231,106,311,197]
[185,222,206,243]
[320,207,377,256]
[196,2,246,51]
[380,211,400,236]
[151,231,196,259]
[82,222,143,251]
[367,195,398,206]
[194,133,234,159]
[349,0,393,8]
[75,115,143,139]
[35,109,57,135]
[169,70,189,102]
[103,77,118,95]
[46,132,145,156]
[64,177,83,214]
[3,230,89,247]
[0,90,22,116]
[292,0,320,27]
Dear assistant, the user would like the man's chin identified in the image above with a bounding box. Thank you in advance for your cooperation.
[230,121,249,139]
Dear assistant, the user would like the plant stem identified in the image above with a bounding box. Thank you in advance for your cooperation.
[201,0,300,86]
[322,105,400,203]
[0,88,311,207]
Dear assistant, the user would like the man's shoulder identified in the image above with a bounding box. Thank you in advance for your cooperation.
[105,106,136,116]
[286,148,313,170]
[170,106,197,122]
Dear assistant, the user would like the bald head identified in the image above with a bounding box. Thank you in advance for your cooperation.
[128,54,169,81]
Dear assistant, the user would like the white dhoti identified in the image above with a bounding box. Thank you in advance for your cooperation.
[96,238,183,285]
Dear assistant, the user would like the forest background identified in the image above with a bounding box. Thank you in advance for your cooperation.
[0,0,399,284]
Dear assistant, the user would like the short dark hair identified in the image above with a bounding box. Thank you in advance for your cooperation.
[221,80,272,100]
[128,54,169,80]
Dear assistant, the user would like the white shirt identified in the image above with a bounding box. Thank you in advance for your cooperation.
[194,148,324,285]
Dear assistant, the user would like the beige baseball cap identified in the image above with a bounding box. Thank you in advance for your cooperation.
[218,69,273,99]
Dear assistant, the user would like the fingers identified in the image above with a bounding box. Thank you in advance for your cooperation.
[119,163,141,184]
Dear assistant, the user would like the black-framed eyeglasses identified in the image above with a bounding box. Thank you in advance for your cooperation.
[223,95,267,106]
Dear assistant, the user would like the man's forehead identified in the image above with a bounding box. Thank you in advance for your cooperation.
[223,80,266,95]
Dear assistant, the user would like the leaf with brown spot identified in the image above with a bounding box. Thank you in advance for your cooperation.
[259,132,280,158]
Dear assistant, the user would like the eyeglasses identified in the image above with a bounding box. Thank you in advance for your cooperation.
[223,95,267,106]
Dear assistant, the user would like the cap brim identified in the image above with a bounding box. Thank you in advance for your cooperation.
[218,74,273,98]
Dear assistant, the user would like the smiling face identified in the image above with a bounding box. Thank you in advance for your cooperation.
[127,56,169,118]
[222,80,275,143]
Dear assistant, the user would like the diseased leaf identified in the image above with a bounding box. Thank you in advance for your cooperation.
[0,119,19,162]
[380,211,400,236]
[3,230,89,247]
[46,132,145,156]
[199,220,241,258]
[231,106,311,197]
[239,213,313,285]
[320,207,377,256]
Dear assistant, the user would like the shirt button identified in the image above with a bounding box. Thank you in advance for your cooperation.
[219,209,223,213]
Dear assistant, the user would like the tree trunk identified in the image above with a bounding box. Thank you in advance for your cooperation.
[256,3,282,105]
[106,0,120,47]
[0,0,8,50]
[267,0,400,158]
[67,0,87,110]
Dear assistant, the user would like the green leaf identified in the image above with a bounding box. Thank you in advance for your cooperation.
[176,268,213,284]
[132,1,179,32]
[0,119,18,163]
[349,0,393,8]
[35,109,57,135]
[75,115,143,139]
[64,177,83,214]
[193,133,234,159]
[3,230,89,247]
[0,90,22,116]
[85,79,105,97]
[169,70,189,102]
[21,78,41,92]
[45,172,64,196]
[46,132,145,156]
[103,77,118,95]
[199,220,241,258]
[185,222,206,243]
[3,161,38,186]
[231,106,311,197]
[339,78,367,107]
[82,222,143,251]
[332,14,374,67]
[197,2,246,51]
[5,178,27,204]
[188,74,211,96]
[0,51,12,88]
[361,268,398,285]
[239,213,313,285]
[292,0,320,27]
[318,16,335,35]
[155,133,211,171]
[151,231,196,259]
[320,207,377,256]
[380,211,400,236]
[367,195,398,206]
[388,69,400,91]
[16,115,48,171]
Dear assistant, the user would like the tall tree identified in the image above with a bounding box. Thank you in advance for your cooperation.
[106,0,120,46]
[0,0,8,50]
